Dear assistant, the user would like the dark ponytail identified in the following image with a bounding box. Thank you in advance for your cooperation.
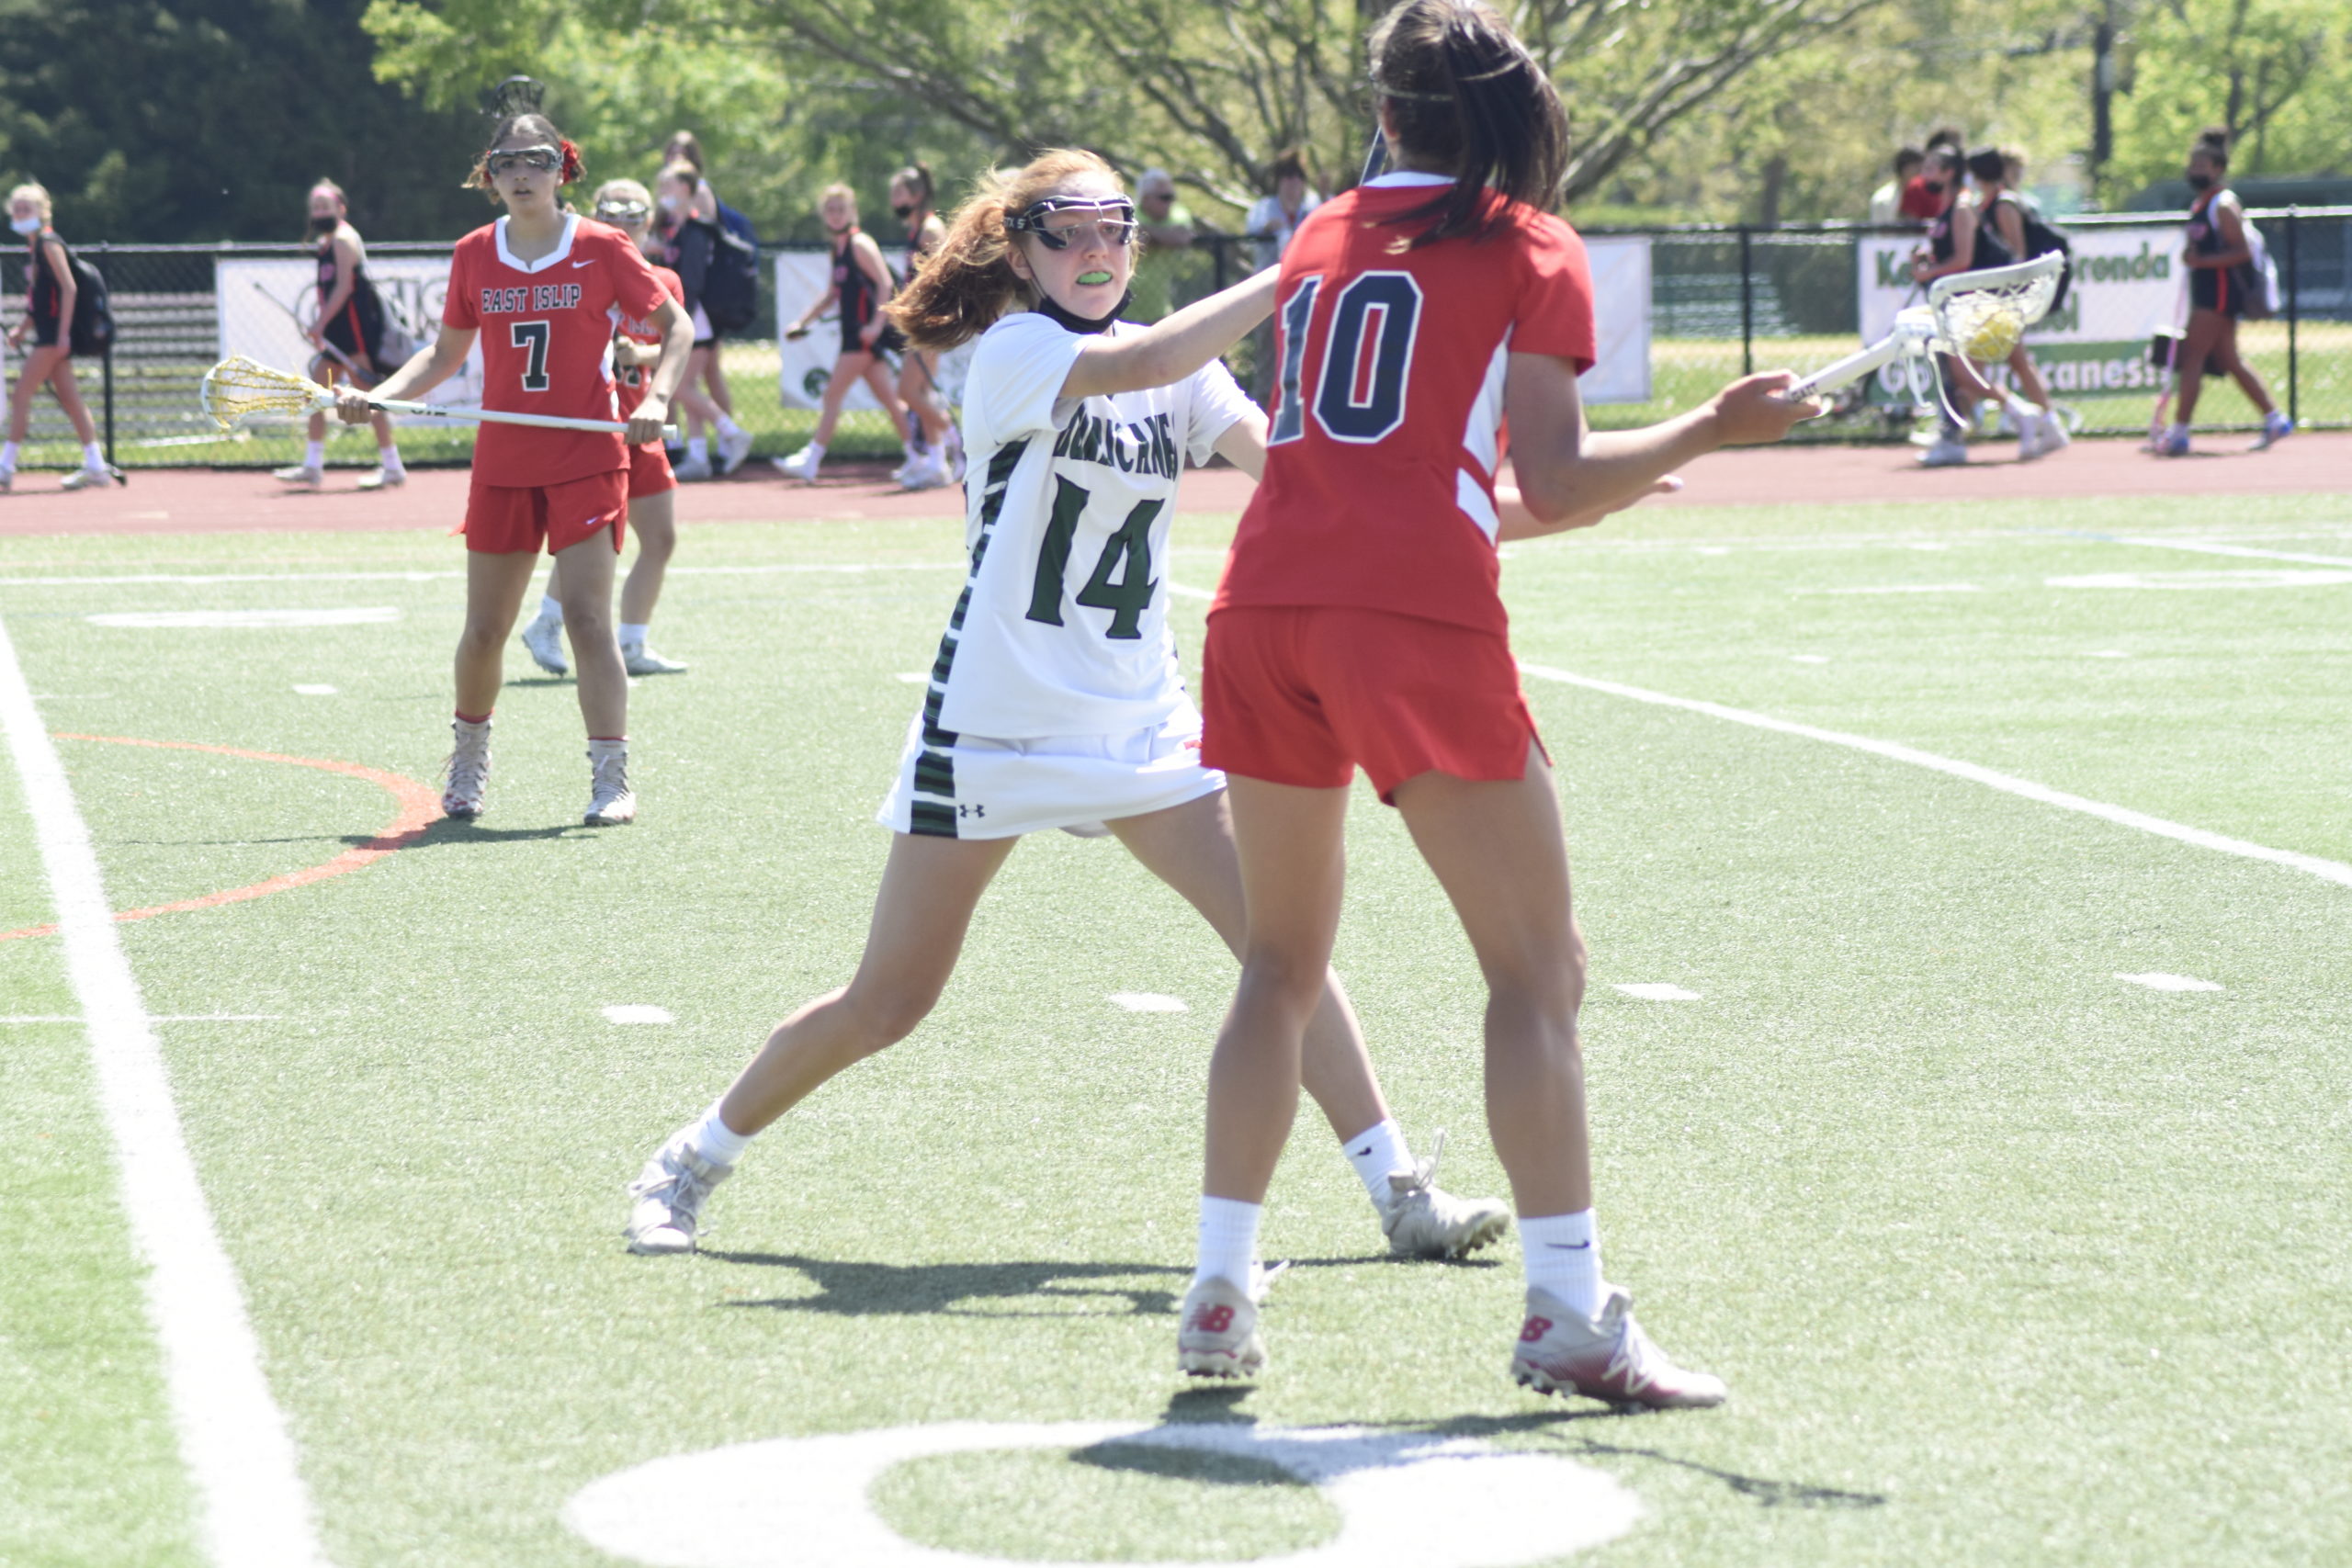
[2193,125,2231,165]
[1966,147,2006,186]
[1366,0,1567,244]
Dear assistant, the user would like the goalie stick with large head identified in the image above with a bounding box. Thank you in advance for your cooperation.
[1783,251,2064,406]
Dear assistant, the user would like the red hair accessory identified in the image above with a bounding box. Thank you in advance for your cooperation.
[560,140,582,185]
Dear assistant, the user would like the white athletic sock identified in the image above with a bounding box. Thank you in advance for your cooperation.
[535,593,561,625]
[1193,1196,1261,1291]
[2167,423,2190,443]
[715,414,742,438]
[2005,393,2041,423]
[686,1100,752,1167]
[618,622,649,647]
[1340,1119,1413,1209]
[687,437,709,464]
[806,440,826,462]
[303,439,325,469]
[1520,1210,1604,1321]
[1,440,19,469]
[81,441,105,470]
[378,445,403,473]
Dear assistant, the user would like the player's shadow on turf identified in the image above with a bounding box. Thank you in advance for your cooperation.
[707,1252,1190,1318]
[1385,1412,1887,1509]
[339,819,589,849]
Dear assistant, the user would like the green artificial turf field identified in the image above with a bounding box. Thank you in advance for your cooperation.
[2,491,2347,1567]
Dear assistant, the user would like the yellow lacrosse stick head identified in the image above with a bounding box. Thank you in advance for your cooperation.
[199,355,330,432]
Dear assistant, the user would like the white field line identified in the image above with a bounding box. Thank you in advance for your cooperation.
[1167,581,1214,602]
[1516,662,2352,890]
[0,614,329,1567]
[2099,536,2352,569]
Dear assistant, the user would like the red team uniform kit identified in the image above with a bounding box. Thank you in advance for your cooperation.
[441,215,673,553]
[1205,173,1596,794]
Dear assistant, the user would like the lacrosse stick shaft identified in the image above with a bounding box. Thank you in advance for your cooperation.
[250,282,363,378]
[1784,331,1913,400]
[362,398,678,443]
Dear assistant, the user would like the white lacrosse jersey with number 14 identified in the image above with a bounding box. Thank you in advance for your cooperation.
[921,310,1257,741]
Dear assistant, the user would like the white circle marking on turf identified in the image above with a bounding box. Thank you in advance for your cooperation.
[2046,569,2352,591]
[1109,992,1189,1013]
[1614,983,1701,1001]
[2083,649,2132,659]
[1789,654,1830,664]
[562,1419,1640,1568]
[291,683,337,695]
[2115,973,2222,993]
[85,607,401,629]
[602,1004,675,1024]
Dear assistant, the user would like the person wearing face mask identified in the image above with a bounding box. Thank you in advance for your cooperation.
[655,162,752,479]
[274,179,405,491]
[772,184,916,485]
[887,162,959,489]
[2157,126,2290,456]
[1966,148,2067,461]
[3,182,116,491]
[660,130,741,426]
[1906,146,2012,468]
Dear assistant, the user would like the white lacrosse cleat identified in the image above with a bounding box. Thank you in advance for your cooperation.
[1378,1133,1510,1259]
[621,639,687,676]
[2024,410,2071,460]
[520,614,569,676]
[442,717,492,819]
[584,740,636,826]
[717,426,754,475]
[272,463,323,490]
[625,1134,734,1255]
[1917,435,1969,468]
[672,453,714,482]
[356,465,405,491]
[772,446,820,483]
[61,464,119,491]
[898,450,952,491]
[1176,1263,1288,1381]
[2251,410,2293,451]
[1510,1285,1727,1409]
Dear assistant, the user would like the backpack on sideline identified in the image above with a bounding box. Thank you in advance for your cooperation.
[2005,196,2073,311]
[2234,221,2281,320]
[62,243,114,355]
[701,202,761,333]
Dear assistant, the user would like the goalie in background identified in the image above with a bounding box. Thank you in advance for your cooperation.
[2,182,115,492]
[274,178,408,491]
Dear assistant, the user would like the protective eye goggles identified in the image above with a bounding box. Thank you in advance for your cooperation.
[485,146,562,178]
[1008,197,1136,250]
[594,199,651,224]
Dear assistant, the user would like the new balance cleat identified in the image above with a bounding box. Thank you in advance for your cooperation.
[1177,1269,1282,1380]
[584,741,636,826]
[520,614,569,676]
[1510,1285,1726,1409]
[621,640,687,676]
[1379,1132,1510,1259]
[272,463,323,490]
[717,426,754,475]
[442,718,492,819]
[625,1136,734,1255]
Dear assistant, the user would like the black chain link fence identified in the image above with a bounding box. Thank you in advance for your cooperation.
[6,211,2345,471]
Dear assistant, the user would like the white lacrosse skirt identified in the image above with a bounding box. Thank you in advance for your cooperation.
[876,701,1224,840]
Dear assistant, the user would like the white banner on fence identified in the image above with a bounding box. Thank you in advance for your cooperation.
[777,241,1651,410]
[1582,236,1652,404]
[216,258,484,416]
[1856,226,2187,398]
[773,253,972,414]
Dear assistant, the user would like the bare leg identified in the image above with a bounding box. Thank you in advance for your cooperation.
[552,530,627,737]
[862,356,914,448]
[5,345,64,441]
[1391,746,1589,1218]
[2003,346,2052,408]
[809,351,870,448]
[1200,777,1352,1202]
[896,354,953,451]
[455,550,539,716]
[703,342,733,417]
[618,488,675,627]
[718,833,1018,1133]
[1110,790,1389,1142]
[2176,308,2226,426]
[2209,316,2278,415]
[42,355,99,446]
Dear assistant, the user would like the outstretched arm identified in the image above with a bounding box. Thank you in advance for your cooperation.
[1060,267,1278,400]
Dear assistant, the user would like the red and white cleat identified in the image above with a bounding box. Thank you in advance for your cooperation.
[1510,1285,1727,1409]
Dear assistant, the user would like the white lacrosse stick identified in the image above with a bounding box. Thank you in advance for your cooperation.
[1785,252,2065,401]
[199,355,679,441]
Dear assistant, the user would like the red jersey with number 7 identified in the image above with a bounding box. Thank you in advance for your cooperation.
[1212,175,1596,637]
[442,215,672,488]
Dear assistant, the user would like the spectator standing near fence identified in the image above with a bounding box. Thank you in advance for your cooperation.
[888,163,959,489]
[1241,151,1319,403]
[662,130,738,423]
[1871,148,1922,225]
[1966,148,2067,461]
[274,179,406,491]
[657,163,753,479]
[2,182,114,491]
[1129,167,1196,321]
[2157,127,2291,457]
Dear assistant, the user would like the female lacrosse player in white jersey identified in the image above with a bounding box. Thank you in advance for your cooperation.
[334,86,693,826]
[624,148,1507,1267]
[1179,0,1813,1401]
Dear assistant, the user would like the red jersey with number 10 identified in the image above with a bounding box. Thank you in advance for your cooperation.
[1213,175,1596,637]
[442,215,671,488]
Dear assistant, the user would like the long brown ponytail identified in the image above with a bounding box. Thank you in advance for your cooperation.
[1367,0,1567,244]
[888,149,1120,353]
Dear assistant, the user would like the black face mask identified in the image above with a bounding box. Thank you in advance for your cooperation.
[309,214,337,235]
[2186,171,2215,192]
[891,202,915,220]
[1923,180,1946,197]
[1035,288,1133,335]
